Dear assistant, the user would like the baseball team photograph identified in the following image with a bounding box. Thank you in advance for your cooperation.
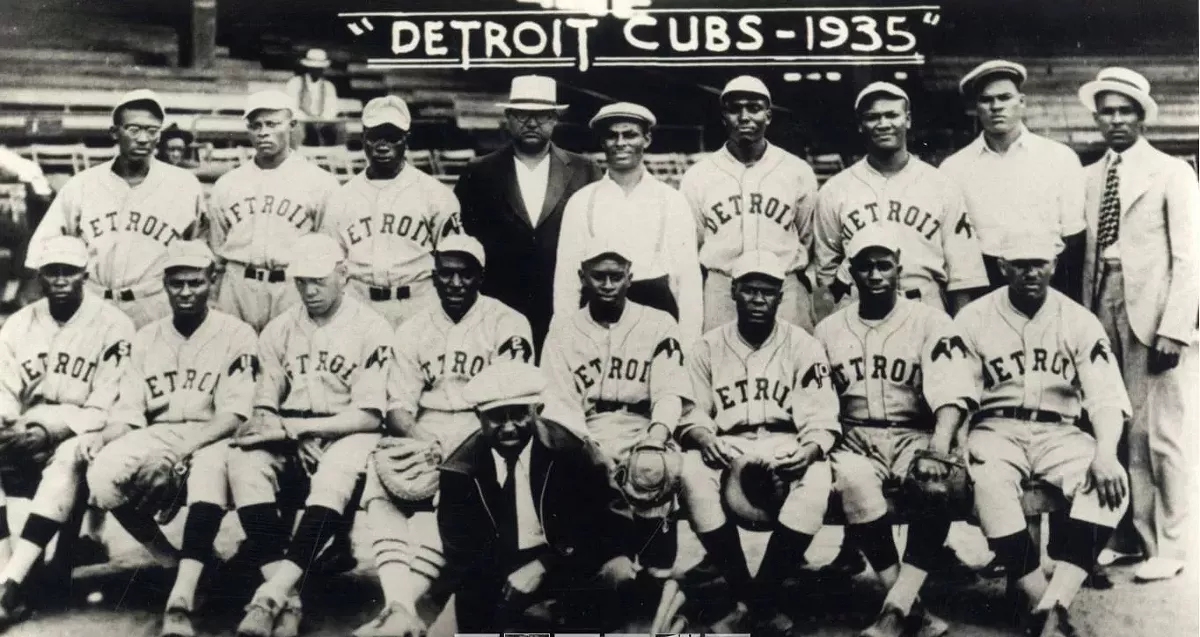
[0,0,1195,636]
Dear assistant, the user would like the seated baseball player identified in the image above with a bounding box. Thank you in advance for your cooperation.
[440,360,621,632]
[541,237,692,585]
[677,250,841,636]
[0,236,135,626]
[226,233,393,637]
[352,235,534,637]
[76,241,258,637]
[954,234,1131,637]
[814,225,975,637]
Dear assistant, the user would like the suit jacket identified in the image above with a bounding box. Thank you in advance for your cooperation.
[1082,138,1199,346]
[455,144,602,353]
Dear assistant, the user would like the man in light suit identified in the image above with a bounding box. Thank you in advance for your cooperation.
[456,75,602,355]
[1079,67,1199,582]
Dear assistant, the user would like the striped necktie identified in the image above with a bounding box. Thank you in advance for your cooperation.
[1097,154,1122,249]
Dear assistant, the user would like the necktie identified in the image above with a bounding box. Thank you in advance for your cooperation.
[498,455,520,556]
[1097,154,1122,249]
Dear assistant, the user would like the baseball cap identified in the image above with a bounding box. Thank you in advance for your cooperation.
[959,60,1028,97]
[855,82,910,112]
[113,89,165,122]
[286,234,345,279]
[581,235,631,266]
[463,360,547,411]
[163,240,215,271]
[731,250,786,283]
[589,102,656,130]
[997,233,1063,261]
[244,90,296,119]
[720,76,771,104]
[28,236,88,270]
[436,235,486,269]
[847,224,902,260]
[362,95,412,131]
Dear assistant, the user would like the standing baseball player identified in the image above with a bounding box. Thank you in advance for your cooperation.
[677,250,840,636]
[940,60,1087,298]
[207,90,340,332]
[679,75,820,333]
[75,241,258,637]
[324,96,463,328]
[353,235,534,637]
[814,82,988,320]
[27,89,206,328]
[553,102,702,344]
[956,234,1131,636]
[541,237,692,585]
[815,225,975,637]
[0,236,135,626]
[228,233,392,637]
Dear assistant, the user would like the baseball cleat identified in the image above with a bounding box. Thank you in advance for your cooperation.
[907,602,950,637]
[1036,604,1079,637]
[0,580,28,629]
[354,603,427,637]
[236,596,282,637]
[160,602,195,637]
[819,545,867,577]
[859,604,906,637]
[273,595,302,637]
[708,601,751,634]
[754,610,796,637]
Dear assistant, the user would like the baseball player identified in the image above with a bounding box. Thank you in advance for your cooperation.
[955,234,1131,636]
[553,102,702,344]
[541,237,693,583]
[677,250,840,636]
[813,82,988,320]
[76,240,258,637]
[679,75,820,332]
[815,224,975,637]
[207,90,340,332]
[27,89,206,328]
[228,233,392,637]
[353,235,534,637]
[0,236,134,627]
[324,95,463,328]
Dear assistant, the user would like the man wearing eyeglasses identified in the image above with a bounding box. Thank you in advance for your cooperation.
[456,75,602,356]
[323,96,462,328]
[206,90,340,333]
[27,89,206,329]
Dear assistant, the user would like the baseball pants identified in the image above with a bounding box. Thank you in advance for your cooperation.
[1096,262,1197,560]
[2,436,89,523]
[680,432,831,535]
[85,423,206,511]
[968,419,1128,539]
[832,426,932,525]
[86,281,171,329]
[704,270,814,333]
[347,277,437,329]
[184,441,235,508]
[215,263,300,333]
[228,432,380,512]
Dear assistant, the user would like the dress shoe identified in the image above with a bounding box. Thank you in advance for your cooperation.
[1096,548,1141,567]
[1134,557,1184,582]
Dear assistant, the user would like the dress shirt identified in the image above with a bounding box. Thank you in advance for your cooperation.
[940,125,1086,256]
[514,155,550,226]
[492,443,547,551]
[284,76,339,121]
[1099,147,1128,261]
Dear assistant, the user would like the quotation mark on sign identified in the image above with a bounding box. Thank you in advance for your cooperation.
[347,17,375,37]
[922,11,941,26]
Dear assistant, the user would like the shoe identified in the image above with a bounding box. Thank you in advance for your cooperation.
[73,535,111,567]
[978,555,1007,579]
[236,596,282,637]
[1097,548,1141,567]
[1135,557,1184,582]
[0,579,28,629]
[355,603,426,637]
[1025,608,1049,637]
[1037,604,1079,637]
[709,601,751,633]
[819,545,867,577]
[859,604,906,637]
[907,602,950,637]
[1083,568,1114,590]
[312,530,357,575]
[754,610,796,637]
[161,602,196,637]
[273,595,302,637]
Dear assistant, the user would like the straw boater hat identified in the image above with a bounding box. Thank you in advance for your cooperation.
[1078,67,1159,124]
[300,48,331,69]
[496,75,568,111]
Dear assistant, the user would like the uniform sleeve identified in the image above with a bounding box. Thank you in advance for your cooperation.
[648,319,692,427]
[677,167,707,249]
[387,323,424,415]
[537,319,588,433]
[311,170,340,233]
[180,176,208,241]
[667,193,703,346]
[254,320,289,411]
[951,307,986,410]
[812,185,845,289]
[552,192,588,324]
[678,336,717,438]
[206,179,230,257]
[321,188,349,248]
[1072,311,1133,420]
[430,183,463,246]
[66,315,137,434]
[107,332,149,429]
[940,183,990,291]
[26,179,80,266]
[793,162,819,269]
[790,336,841,452]
[492,310,535,363]
[920,310,978,412]
[350,316,393,414]
[214,323,260,420]
[1156,159,1200,343]
[0,320,25,421]
[1057,147,1087,238]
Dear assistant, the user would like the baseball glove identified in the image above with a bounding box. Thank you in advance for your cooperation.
[902,448,973,517]
[722,454,790,531]
[128,453,190,524]
[612,437,682,518]
[373,438,444,502]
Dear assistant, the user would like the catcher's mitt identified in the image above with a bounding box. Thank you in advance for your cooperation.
[374,438,444,502]
[612,437,682,518]
[722,454,790,531]
[902,448,973,517]
[129,453,191,525]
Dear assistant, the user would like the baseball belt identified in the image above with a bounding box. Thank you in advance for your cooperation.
[103,288,137,302]
[592,400,652,419]
[841,416,919,429]
[243,265,286,283]
[972,407,1065,424]
[368,285,411,301]
[722,421,795,437]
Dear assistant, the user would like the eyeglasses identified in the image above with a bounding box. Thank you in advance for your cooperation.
[121,125,162,138]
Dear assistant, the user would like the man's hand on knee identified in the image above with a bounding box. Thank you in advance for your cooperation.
[1083,453,1128,510]
[81,422,134,462]
[772,442,821,479]
[502,558,548,602]
[0,420,54,462]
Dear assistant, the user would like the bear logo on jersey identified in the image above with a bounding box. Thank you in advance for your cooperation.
[498,336,534,363]
[954,212,974,238]
[653,337,684,366]
[365,345,391,370]
[228,354,261,380]
[1090,339,1111,364]
[103,341,132,365]
[932,336,969,361]
[800,362,830,389]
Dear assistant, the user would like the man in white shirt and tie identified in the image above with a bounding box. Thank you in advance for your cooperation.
[283,48,342,147]
[553,102,702,344]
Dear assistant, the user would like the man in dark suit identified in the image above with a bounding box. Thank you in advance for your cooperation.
[439,360,620,632]
[455,75,602,354]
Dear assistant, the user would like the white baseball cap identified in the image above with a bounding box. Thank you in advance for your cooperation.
[244,90,296,119]
[847,224,902,260]
[855,82,910,112]
[28,236,88,270]
[163,240,215,271]
[463,360,547,411]
[589,102,656,130]
[731,250,786,282]
[721,75,771,103]
[1078,67,1159,124]
[959,60,1028,97]
[436,235,486,269]
[362,95,412,131]
[113,89,165,121]
[998,233,1063,261]
[287,234,345,279]
[581,235,631,266]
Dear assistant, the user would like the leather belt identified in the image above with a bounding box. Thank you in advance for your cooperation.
[103,288,136,302]
[591,400,651,418]
[841,416,916,429]
[973,407,1065,424]
[723,421,795,437]
[244,265,287,283]
[904,289,921,300]
[369,285,411,302]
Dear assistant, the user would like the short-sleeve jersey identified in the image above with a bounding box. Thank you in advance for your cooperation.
[954,289,1132,421]
[814,298,976,427]
[108,310,259,428]
[324,165,462,288]
[389,296,533,414]
[256,295,392,416]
